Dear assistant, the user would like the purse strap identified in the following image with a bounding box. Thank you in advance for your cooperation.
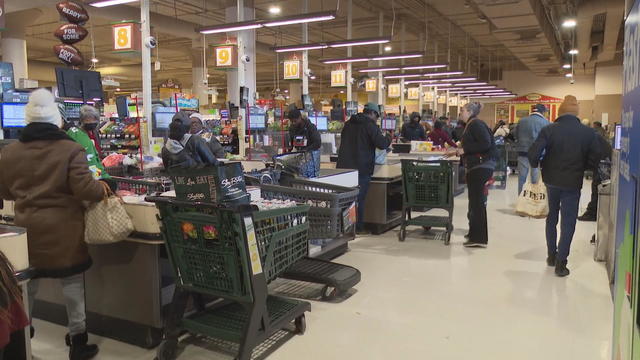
[100,181,113,201]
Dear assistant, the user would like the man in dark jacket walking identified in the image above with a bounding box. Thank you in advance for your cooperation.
[337,102,391,234]
[528,95,601,277]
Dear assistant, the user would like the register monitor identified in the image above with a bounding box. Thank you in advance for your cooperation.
[614,124,622,150]
[309,115,328,131]
[1,103,27,128]
[381,117,396,131]
[152,107,177,137]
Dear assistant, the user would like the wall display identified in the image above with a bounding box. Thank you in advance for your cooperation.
[54,23,88,44]
[387,83,401,98]
[499,93,562,123]
[112,22,141,52]
[284,60,301,80]
[56,1,89,25]
[331,70,346,87]
[169,95,199,110]
[407,87,420,100]
[365,79,377,92]
[53,44,84,66]
[214,45,237,68]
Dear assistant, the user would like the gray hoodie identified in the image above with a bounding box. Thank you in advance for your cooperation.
[515,113,550,153]
[165,134,192,154]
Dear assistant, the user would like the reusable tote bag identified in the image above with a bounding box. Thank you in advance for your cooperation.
[515,174,549,218]
[85,183,134,244]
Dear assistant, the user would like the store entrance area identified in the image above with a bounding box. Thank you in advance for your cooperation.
[29,176,612,360]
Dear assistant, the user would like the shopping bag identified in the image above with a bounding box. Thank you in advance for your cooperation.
[85,183,134,244]
[375,148,388,165]
[170,163,250,205]
[515,174,549,218]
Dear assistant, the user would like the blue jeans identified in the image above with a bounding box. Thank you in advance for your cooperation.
[518,155,540,195]
[546,185,581,262]
[301,150,321,178]
[357,173,372,230]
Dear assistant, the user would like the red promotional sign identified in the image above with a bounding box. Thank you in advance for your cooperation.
[502,93,563,104]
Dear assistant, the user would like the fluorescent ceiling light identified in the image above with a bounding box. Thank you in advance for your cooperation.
[274,43,328,52]
[457,82,487,86]
[465,86,496,90]
[330,37,391,48]
[411,82,453,87]
[569,49,579,55]
[563,64,571,69]
[322,57,369,64]
[89,0,137,6]
[478,89,507,93]
[565,73,574,78]
[447,87,465,91]
[358,67,401,72]
[200,20,263,34]
[269,6,282,14]
[428,77,476,82]
[423,71,464,77]
[402,64,448,70]
[263,11,336,27]
[384,74,423,79]
[384,46,392,52]
[562,19,577,28]
[370,52,423,61]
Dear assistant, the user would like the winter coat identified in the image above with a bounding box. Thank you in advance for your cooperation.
[514,113,549,153]
[528,114,601,189]
[400,122,427,141]
[67,126,110,180]
[337,113,392,176]
[162,134,219,169]
[494,125,510,138]
[196,131,226,159]
[428,128,457,148]
[289,118,322,152]
[0,123,105,278]
[461,118,498,171]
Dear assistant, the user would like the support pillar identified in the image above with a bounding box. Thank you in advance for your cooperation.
[302,0,309,97]
[1,9,43,83]
[289,82,302,107]
[377,11,384,107]
[191,44,209,109]
[346,0,353,103]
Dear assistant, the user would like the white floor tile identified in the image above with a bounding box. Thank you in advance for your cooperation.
[31,175,612,360]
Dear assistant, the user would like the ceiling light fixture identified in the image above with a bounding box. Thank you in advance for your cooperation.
[90,57,99,63]
[88,0,138,7]
[465,86,496,90]
[427,77,476,82]
[384,74,424,79]
[322,57,370,64]
[263,11,336,27]
[269,6,282,14]
[384,46,392,52]
[199,20,263,34]
[423,71,464,77]
[330,37,391,48]
[358,67,401,72]
[562,19,577,28]
[274,43,328,52]
[569,49,579,55]
[457,82,487,86]
[563,64,571,69]
[370,52,423,61]
[477,89,508,93]
[402,64,448,70]
[565,73,574,78]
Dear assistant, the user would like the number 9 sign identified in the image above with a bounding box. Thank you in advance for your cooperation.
[216,46,234,67]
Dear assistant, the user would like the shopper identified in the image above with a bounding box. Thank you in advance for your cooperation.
[189,112,226,159]
[514,104,550,195]
[0,88,107,360]
[528,95,601,277]
[337,102,392,234]
[67,105,110,180]
[592,121,607,138]
[428,120,457,148]
[400,112,427,142]
[453,120,466,143]
[0,251,29,360]
[493,120,510,138]
[447,102,496,248]
[162,112,219,169]
[288,108,322,178]
[578,128,613,221]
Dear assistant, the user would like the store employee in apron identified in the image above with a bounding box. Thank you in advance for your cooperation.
[288,108,322,178]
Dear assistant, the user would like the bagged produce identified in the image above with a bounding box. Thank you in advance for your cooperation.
[515,174,548,218]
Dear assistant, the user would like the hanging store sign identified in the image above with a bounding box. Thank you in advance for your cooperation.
[112,22,141,52]
[448,96,458,106]
[365,79,378,92]
[53,44,84,66]
[388,83,401,98]
[53,1,89,67]
[284,60,301,80]
[331,69,346,87]
[54,23,88,44]
[459,97,469,106]
[424,91,434,102]
[407,87,420,100]
[214,45,237,68]
[438,95,447,104]
[56,1,89,25]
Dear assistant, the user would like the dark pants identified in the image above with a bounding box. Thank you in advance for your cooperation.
[584,174,601,215]
[546,185,581,262]
[357,173,372,230]
[467,168,493,244]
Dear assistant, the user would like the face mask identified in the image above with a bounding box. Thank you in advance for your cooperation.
[83,123,98,131]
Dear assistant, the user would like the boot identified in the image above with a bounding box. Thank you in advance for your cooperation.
[578,211,597,222]
[546,253,556,267]
[555,260,570,277]
[68,332,99,360]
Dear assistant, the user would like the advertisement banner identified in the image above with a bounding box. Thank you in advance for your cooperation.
[365,79,377,92]
[407,87,420,100]
[387,83,401,98]
[331,70,346,87]
[284,60,301,80]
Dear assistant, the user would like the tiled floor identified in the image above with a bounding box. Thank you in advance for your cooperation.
[31,176,612,360]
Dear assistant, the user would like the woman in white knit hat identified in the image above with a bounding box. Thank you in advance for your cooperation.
[0,89,106,360]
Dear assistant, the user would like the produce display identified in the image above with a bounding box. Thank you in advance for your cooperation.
[328,121,344,133]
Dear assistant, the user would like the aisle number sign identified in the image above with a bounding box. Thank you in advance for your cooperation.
[407,87,420,100]
[365,79,377,92]
[388,84,401,98]
[424,91,434,102]
[112,22,140,52]
[438,95,447,104]
[448,96,459,106]
[215,45,236,68]
[284,60,301,80]
[331,70,346,87]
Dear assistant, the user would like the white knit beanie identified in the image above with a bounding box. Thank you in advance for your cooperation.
[25,88,62,127]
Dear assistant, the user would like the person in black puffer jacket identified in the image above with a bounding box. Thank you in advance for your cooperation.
[400,112,427,142]
[162,112,219,169]
[528,95,601,277]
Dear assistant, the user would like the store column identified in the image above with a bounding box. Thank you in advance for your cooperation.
[191,44,209,109]
[289,82,302,107]
[225,0,257,157]
[1,9,42,82]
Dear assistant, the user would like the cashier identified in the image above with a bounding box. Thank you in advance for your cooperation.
[400,112,427,142]
[189,113,226,159]
[288,109,322,178]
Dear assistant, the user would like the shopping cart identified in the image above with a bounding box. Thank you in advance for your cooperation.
[489,143,508,190]
[398,159,454,245]
[111,176,171,195]
[148,196,311,360]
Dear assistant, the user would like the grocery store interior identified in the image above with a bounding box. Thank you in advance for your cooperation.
[0,0,637,359]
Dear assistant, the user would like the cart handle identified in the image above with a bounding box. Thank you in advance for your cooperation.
[145,195,255,213]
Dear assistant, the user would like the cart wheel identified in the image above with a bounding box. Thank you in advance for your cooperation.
[321,285,337,301]
[398,228,406,242]
[444,233,451,246]
[294,315,306,335]
[422,226,432,232]
[156,339,178,360]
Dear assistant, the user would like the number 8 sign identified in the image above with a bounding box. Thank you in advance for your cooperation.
[112,22,140,52]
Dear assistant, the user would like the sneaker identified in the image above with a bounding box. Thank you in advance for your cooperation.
[555,260,570,277]
[546,254,556,267]
[578,212,597,222]
[463,241,487,248]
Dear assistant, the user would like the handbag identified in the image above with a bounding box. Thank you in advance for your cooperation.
[515,173,549,218]
[84,182,134,244]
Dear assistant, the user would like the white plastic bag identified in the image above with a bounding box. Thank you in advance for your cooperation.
[516,174,549,218]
